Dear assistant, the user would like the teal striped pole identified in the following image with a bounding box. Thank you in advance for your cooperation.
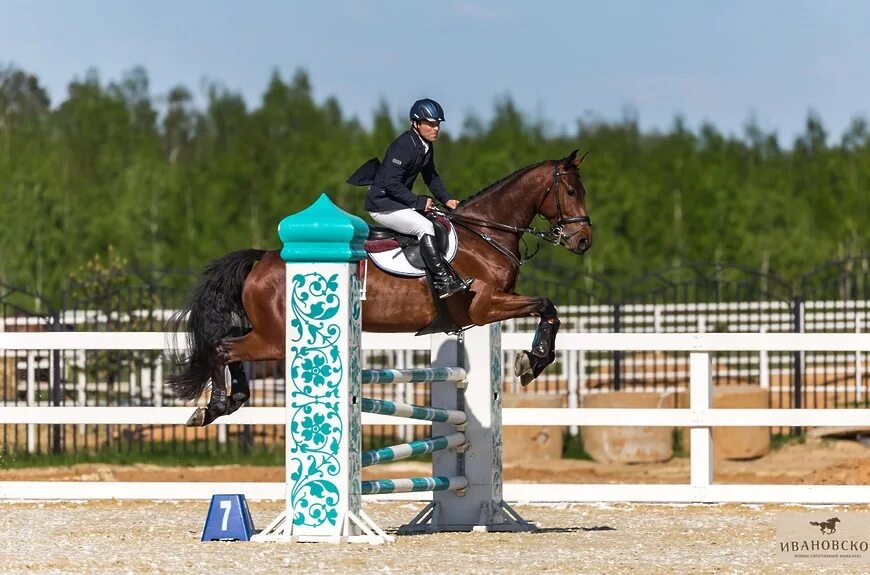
[362,367,467,384]
[361,476,468,495]
[361,432,466,467]
[361,398,467,425]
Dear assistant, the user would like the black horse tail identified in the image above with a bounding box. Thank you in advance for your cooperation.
[166,249,266,400]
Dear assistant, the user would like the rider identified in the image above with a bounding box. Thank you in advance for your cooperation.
[363,98,473,298]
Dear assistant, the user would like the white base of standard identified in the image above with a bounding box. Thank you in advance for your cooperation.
[251,509,395,545]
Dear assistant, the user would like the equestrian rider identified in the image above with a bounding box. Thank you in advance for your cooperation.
[363,98,474,298]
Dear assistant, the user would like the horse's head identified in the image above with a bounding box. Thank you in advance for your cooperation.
[536,149,592,254]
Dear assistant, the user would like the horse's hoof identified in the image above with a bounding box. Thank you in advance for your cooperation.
[514,352,534,386]
[186,407,208,427]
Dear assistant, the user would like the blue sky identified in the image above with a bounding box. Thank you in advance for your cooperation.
[1,0,868,143]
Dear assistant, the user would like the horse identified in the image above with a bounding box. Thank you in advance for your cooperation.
[168,149,593,427]
[809,517,840,534]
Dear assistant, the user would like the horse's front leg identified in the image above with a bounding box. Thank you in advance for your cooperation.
[466,286,560,386]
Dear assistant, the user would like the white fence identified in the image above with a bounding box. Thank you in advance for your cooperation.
[504,299,869,398]
[1,331,870,504]
[6,300,869,418]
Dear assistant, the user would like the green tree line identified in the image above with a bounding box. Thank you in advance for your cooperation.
[1,64,868,304]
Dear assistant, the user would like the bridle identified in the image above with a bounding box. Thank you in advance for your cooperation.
[543,160,592,247]
[443,161,592,267]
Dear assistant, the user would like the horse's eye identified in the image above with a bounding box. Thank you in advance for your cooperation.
[567,187,576,197]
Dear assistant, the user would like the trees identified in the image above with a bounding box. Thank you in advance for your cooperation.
[0,64,866,301]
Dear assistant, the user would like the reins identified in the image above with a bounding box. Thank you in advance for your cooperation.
[437,161,591,269]
[440,211,545,268]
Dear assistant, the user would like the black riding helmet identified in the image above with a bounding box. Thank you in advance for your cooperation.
[409,98,445,123]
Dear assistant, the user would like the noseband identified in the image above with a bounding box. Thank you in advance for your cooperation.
[541,161,592,247]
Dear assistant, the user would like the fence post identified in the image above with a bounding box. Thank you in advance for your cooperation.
[51,311,63,454]
[77,349,87,435]
[567,349,579,437]
[792,297,804,435]
[577,319,587,395]
[613,303,622,391]
[26,350,36,453]
[857,314,864,404]
[759,326,769,389]
[689,352,713,500]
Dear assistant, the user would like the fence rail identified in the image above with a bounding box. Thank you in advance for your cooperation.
[2,331,870,503]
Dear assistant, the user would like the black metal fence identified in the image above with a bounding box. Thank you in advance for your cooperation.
[1,255,868,457]
[511,256,869,442]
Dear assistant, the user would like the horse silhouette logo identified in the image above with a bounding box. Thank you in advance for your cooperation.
[809,517,840,534]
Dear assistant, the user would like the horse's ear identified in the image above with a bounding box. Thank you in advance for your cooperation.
[565,150,589,168]
[563,149,578,168]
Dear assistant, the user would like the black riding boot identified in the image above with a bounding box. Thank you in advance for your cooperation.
[419,234,473,299]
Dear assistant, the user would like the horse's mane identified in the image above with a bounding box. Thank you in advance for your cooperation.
[459,160,548,206]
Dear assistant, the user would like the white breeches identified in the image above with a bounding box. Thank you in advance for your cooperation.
[369,209,434,239]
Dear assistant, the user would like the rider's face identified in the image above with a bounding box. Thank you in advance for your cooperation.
[415,119,441,142]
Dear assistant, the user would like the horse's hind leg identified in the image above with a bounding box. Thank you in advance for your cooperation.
[186,362,231,427]
[215,328,285,416]
[185,252,285,427]
[226,362,250,415]
[185,357,256,426]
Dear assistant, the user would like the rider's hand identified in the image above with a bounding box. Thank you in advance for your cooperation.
[445,199,459,210]
[424,198,434,211]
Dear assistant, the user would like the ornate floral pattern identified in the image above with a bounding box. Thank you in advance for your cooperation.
[286,270,345,529]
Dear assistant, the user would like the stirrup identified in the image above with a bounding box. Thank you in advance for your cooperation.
[436,277,474,299]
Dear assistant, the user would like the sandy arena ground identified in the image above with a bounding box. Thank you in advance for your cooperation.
[1,500,868,575]
[1,438,868,574]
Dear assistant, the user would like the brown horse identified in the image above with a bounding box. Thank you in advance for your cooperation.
[168,149,592,426]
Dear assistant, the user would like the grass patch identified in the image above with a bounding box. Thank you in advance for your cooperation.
[770,431,805,450]
[672,429,687,457]
[0,441,285,470]
[562,433,594,460]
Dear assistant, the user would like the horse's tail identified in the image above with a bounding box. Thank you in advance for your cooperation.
[166,249,267,400]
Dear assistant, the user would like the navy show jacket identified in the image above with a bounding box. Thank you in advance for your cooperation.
[363,129,452,213]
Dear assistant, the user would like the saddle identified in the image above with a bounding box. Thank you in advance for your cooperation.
[364,214,464,336]
[364,215,457,277]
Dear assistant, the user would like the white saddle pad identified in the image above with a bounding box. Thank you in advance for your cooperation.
[367,226,459,278]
